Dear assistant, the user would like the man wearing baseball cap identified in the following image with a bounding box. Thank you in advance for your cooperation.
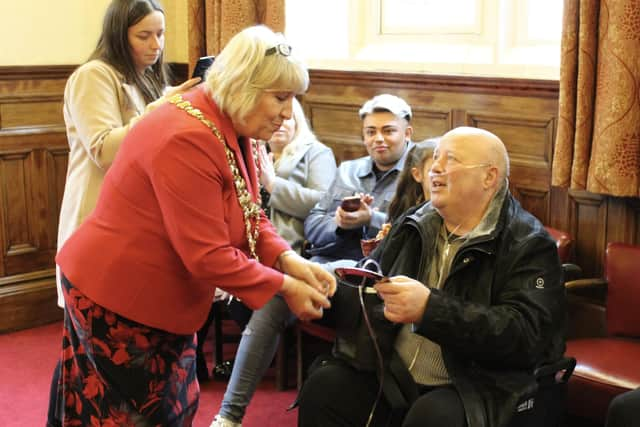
[304,93,414,262]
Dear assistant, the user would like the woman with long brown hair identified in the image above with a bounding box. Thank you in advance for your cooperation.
[55,0,198,307]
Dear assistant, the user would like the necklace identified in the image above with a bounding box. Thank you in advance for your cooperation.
[169,94,261,260]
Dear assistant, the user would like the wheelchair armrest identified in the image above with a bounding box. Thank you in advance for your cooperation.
[533,356,576,384]
[565,278,607,291]
[562,262,582,283]
[565,278,607,302]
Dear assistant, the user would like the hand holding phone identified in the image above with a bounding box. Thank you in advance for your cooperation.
[341,195,361,212]
[191,55,215,80]
[335,267,386,288]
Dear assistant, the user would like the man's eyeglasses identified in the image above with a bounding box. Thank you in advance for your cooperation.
[432,151,492,171]
[428,160,492,178]
[449,162,492,171]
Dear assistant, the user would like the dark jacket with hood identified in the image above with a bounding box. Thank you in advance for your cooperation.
[369,189,566,427]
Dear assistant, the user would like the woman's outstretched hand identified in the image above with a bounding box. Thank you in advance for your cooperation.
[277,250,336,296]
[276,250,336,321]
[279,274,331,322]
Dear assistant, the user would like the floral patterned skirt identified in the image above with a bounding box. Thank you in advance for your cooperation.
[48,275,199,427]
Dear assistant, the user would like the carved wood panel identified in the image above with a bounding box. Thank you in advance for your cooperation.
[0,150,36,264]
[0,137,67,277]
[510,186,550,226]
[0,66,71,331]
[569,190,608,277]
[0,99,63,129]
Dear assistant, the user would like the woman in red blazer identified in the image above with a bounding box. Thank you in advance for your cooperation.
[48,25,335,427]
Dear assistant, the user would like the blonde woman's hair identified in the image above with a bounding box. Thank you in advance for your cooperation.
[277,97,319,160]
[205,25,309,124]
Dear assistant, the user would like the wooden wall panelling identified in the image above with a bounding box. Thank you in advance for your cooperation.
[0,135,68,331]
[0,66,72,332]
[0,271,60,333]
[1,149,37,274]
[303,70,559,226]
[606,197,640,248]
[632,199,640,245]
[0,98,63,128]
[568,190,608,277]
[467,113,556,224]
[0,132,67,276]
[47,146,70,239]
[304,99,452,164]
[0,150,5,278]
[548,186,571,234]
[510,187,550,226]
[304,102,366,164]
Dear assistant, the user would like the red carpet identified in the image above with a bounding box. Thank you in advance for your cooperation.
[0,322,298,427]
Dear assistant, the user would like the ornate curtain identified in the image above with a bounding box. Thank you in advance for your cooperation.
[552,0,640,197]
[186,0,285,75]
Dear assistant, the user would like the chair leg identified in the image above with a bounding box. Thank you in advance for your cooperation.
[196,302,216,382]
[211,300,234,381]
[213,300,224,366]
[296,324,303,391]
[275,331,288,390]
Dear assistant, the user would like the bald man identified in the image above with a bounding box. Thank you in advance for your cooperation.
[298,127,567,427]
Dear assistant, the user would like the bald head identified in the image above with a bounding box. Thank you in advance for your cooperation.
[440,127,509,182]
[429,127,509,232]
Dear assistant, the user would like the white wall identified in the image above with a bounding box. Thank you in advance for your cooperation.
[0,0,188,66]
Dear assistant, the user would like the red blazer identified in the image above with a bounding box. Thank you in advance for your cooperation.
[57,87,290,334]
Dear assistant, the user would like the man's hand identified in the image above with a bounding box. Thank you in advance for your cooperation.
[374,275,430,323]
[335,194,374,230]
[164,77,202,98]
[146,77,202,113]
[258,143,276,193]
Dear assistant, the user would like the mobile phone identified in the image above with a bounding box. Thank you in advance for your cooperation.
[335,267,385,288]
[191,55,215,80]
[341,195,361,212]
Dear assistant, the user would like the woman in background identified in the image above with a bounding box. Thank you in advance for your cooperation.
[49,25,334,427]
[56,0,199,307]
[210,98,336,426]
[386,137,439,223]
[258,97,337,253]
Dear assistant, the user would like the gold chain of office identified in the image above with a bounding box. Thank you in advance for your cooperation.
[169,94,261,261]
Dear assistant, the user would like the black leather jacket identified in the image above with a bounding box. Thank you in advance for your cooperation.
[370,192,567,427]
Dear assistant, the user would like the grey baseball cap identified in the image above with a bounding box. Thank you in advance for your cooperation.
[358,94,412,121]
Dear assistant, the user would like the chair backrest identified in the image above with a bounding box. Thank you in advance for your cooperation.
[544,226,573,264]
[605,242,640,338]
